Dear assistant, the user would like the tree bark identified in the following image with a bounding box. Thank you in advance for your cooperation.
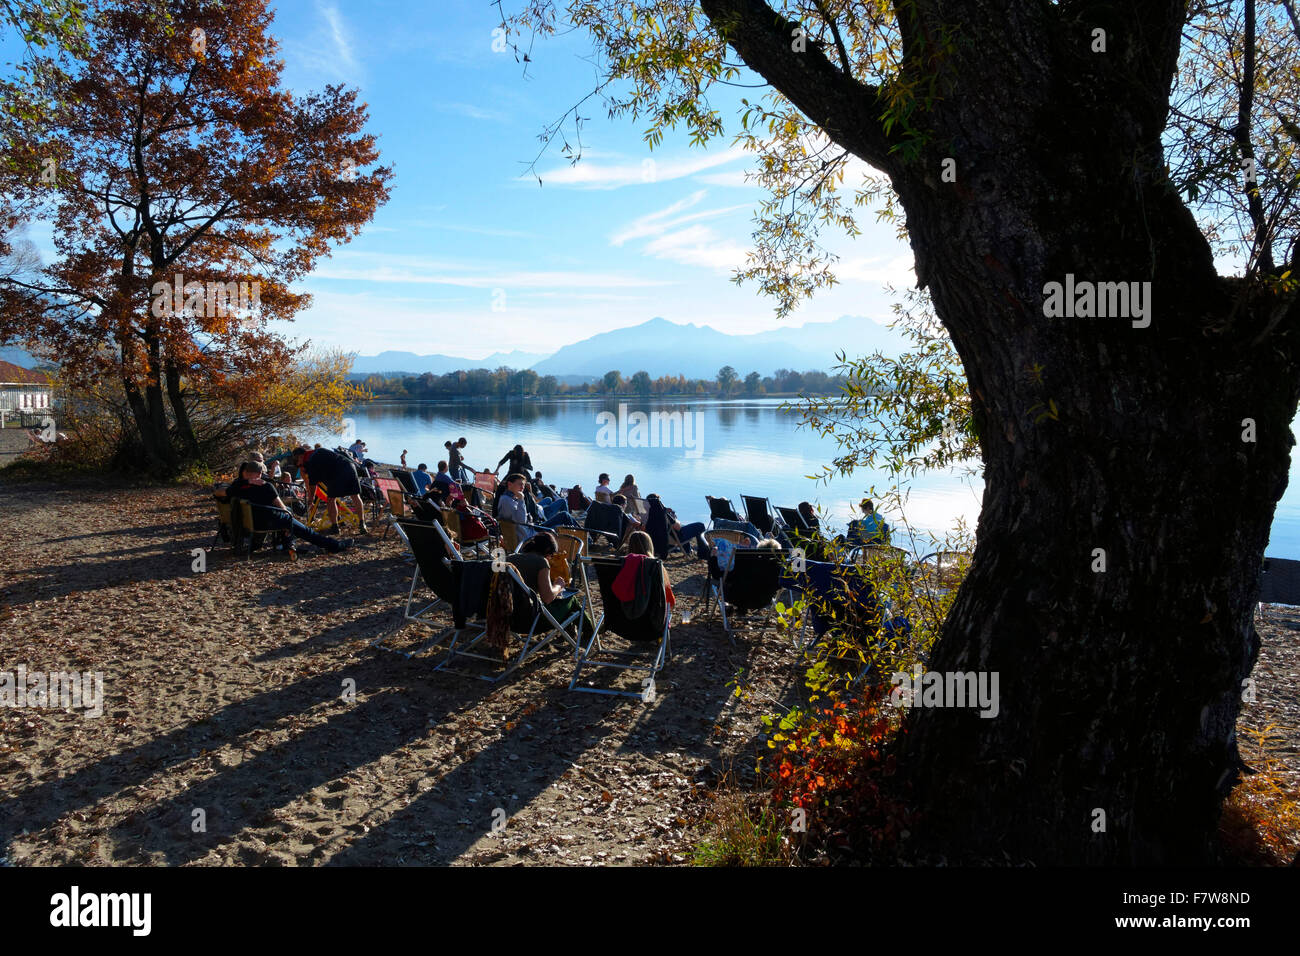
[165,359,201,462]
[700,0,1300,862]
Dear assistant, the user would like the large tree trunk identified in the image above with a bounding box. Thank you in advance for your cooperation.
[698,0,1300,863]
[121,330,179,475]
[887,9,1300,864]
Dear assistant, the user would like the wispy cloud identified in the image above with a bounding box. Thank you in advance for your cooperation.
[309,251,672,289]
[284,3,362,84]
[643,224,750,271]
[610,191,751,247]
[530,145,749,190]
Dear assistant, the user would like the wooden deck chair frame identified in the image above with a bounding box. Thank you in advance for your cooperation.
[237,500,291,561]
[553,531,594,621]
[430,561,582,683]
[382,487,409,542]
[570,556,672,700]
[441,507,491,558]
[211,498,235,550]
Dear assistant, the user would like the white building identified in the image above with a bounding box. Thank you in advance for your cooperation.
[0,361,53,420]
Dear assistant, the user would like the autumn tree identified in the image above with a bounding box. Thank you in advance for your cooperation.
[0,0,392,473]
[505,1,1300,864]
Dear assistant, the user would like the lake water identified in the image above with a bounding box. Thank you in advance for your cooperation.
[305,398,1300,559]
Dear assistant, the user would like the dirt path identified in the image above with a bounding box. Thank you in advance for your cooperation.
[0,478,806,865]
[1,477,1295,865]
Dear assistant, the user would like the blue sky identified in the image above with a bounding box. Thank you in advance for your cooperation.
[2,0,916,360]
[261,0,915,358]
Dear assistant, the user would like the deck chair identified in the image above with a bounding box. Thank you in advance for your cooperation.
[698,546,784,642]
[473,471,499,499]
[791,559,885,656]
[237,500,292,561]
[499,517,538,553]
[740,495,776,535]
[390,468,422,496]
[428,559,582,682]
[553,531,593,614]
[706,495,740,523]
[211,497,235,550]
[441,507,492,557]
[583,500,627,551]
[775,505,810,534]
[304,481,362,533]
[382,486,409,541]
[917,550,972,591]
[570,556,672,699]
[626,496,651,520]
[373,519,461,656]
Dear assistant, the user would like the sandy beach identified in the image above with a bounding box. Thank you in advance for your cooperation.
[1,476,1296,865]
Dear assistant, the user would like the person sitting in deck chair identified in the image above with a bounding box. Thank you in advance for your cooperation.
[838,498,891,548]
[412,462,434,496]
[291,445,371,536]
[508,531,595,639]
[647,493,707,559]
[567,483,592,512]
[624,531,675,612]
[228,461,354,555]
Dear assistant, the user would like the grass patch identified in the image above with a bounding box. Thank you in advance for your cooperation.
[1220,724,1300,865]
[692,790,796,867]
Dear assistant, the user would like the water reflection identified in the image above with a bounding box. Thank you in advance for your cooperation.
[307,398,985,545]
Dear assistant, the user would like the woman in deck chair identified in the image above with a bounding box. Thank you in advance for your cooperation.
[623,532,675,611]
[508,532,595,639]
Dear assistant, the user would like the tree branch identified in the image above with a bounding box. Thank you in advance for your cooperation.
[698,0,900,173]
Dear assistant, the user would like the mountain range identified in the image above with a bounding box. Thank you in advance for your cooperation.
[351,315,903,379]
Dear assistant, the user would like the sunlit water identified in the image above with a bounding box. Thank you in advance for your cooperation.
[303,398,1300,559]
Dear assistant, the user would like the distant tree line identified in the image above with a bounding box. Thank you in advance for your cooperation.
[355,365,848,399]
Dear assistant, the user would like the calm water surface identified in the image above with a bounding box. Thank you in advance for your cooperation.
[305,398,1300,559]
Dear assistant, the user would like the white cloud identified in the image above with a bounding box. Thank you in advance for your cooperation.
[308,250,672,290]
[837,254,916,288]
[643,224,750,271]
[610,191,752,247]
[531,145,750,190]
[284,3,362,83]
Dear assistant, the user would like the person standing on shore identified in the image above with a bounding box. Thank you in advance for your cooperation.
[447,437,474,482]
[495,444,533,479]
[400,449,408,468]
[291,445,371,536]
